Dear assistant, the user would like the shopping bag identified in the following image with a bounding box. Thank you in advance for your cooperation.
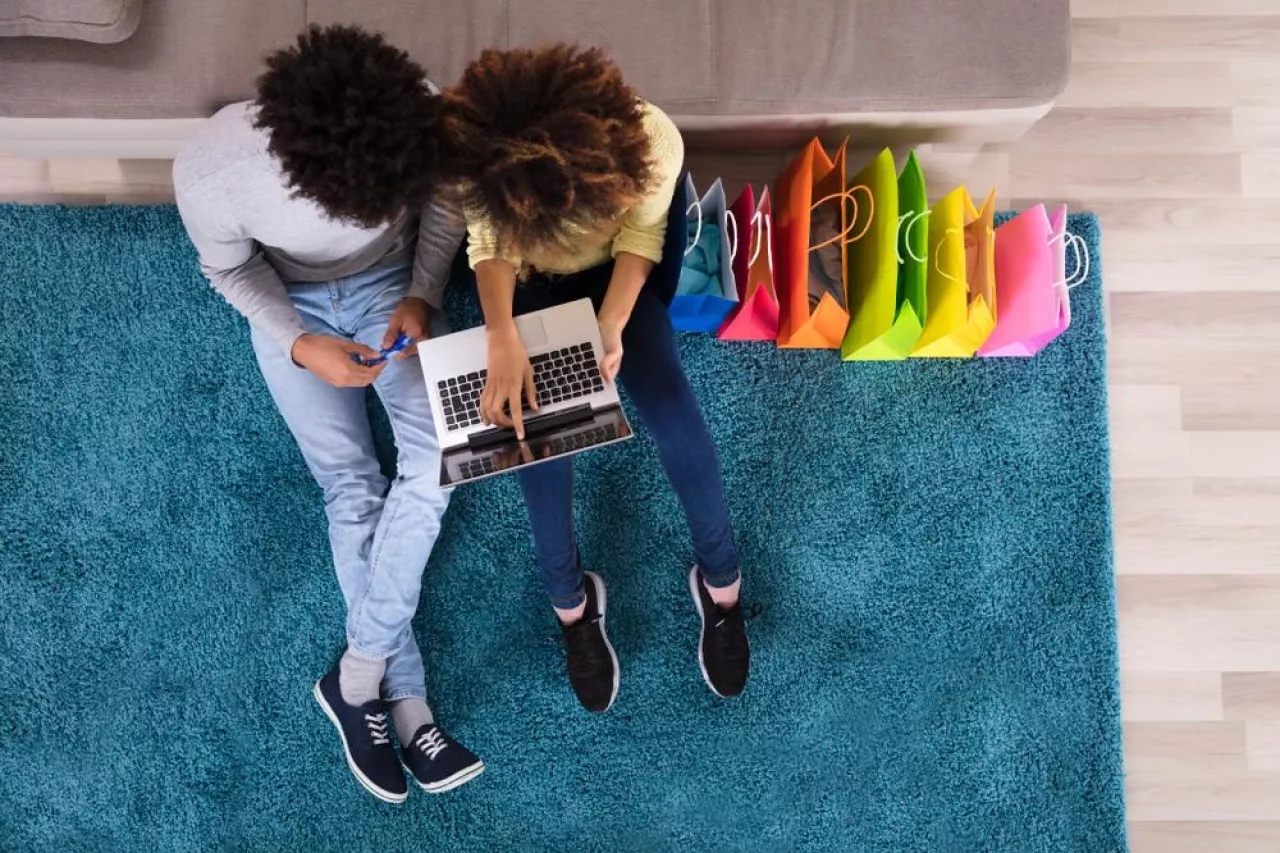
[775,137,870,349]
[896,151,929,351]
[670,175,739,333]
[718,185,780,341]
[910,186,997,358]
[979,204,1081,357]
[841,148,926,360]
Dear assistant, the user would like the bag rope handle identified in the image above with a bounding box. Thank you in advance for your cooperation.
[807,185,875,252]
[748,209,774,272]
[683,195,704,258]
[1049,230,1091,290]
[933,227,967,291]
[725,209,739,263]
[895,209,930,265]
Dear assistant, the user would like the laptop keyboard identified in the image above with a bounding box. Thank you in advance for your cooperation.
[458,456,497,480]
[530,343,605,407]
[438,342,604,432]
[543,422,620,456]
[456,421,622,483]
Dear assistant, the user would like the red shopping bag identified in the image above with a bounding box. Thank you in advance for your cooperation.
[718,185,780,341]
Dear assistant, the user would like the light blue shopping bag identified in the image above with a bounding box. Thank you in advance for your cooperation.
[670,175,739,333]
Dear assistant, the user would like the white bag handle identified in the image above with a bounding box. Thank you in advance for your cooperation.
[725,209,739,263]
[895,209,930,265]
[935,224,996,295]
[748,210,774,272]
[1049,230,1091,290]
[683,195,704,258]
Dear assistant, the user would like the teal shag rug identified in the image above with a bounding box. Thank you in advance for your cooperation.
[0,205,1124,852]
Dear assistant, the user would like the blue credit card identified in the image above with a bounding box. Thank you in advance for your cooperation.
[356,333,414,366]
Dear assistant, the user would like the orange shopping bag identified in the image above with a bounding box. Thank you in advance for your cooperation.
[774,137,872,349]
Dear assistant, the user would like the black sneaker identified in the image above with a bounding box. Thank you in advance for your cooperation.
[561,571,620,713]
[689,566,750,698]
[401,723,485,794]
[313,665,408,803]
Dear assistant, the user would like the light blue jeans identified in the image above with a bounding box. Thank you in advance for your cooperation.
[250,260,450,703]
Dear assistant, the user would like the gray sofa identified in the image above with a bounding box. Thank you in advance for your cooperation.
[0,0,1071,157]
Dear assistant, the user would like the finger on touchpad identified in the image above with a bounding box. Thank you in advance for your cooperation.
[516,315,548,349]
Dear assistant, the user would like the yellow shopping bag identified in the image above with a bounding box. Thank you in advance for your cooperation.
[911,186,997,358]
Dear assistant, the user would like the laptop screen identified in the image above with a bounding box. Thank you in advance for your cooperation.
[439,405,633,488]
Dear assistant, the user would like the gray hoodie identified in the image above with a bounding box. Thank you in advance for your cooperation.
[173,101,463,355]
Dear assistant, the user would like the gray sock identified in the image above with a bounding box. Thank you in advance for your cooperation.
[338,647,386,707]
[390,698,434,745]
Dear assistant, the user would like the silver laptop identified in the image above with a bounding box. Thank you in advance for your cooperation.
[417,297,633,488]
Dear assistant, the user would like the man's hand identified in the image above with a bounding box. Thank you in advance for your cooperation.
[480,324,538,439]
[597,314,625,382]
[381,297,431,359]
[291,334,387,388]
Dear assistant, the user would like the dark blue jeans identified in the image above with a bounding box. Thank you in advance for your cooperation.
[512,264,741,609]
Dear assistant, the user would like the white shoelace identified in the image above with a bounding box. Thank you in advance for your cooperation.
[364,712,390,746]
[416,727,449,761]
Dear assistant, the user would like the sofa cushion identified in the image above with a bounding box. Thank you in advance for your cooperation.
[504,1,716,106]
[332,0,1069,116]
[0,1,306,119]
[0,0,1070,121]
[0,0,141,43]
[306,0,506,95]
[708,0,1070,116]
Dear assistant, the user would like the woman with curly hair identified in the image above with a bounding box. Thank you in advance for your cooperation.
[174,25,482,801]
[444,45,750,713]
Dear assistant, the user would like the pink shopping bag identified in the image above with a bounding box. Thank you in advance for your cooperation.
[979,204,1082,357]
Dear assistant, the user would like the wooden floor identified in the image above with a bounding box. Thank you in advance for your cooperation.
[4,2,1280,849]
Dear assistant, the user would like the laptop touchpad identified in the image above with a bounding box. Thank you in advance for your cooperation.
[516,315,548,349]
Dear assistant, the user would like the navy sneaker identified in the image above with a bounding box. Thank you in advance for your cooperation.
[561,571,619,713]
[313,666,408,803]
[401,724,485,794]
[689,566,750,698]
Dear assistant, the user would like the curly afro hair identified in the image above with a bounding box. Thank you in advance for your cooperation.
[254,25,444,227]
[442,44,654,254]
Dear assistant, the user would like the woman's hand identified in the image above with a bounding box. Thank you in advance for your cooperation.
[481,324,538,438]
[597,251,649,382]
[291,334,387,388]
[597,314,625,382]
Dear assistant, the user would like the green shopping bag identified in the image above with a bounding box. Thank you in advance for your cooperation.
[841,149,927,361]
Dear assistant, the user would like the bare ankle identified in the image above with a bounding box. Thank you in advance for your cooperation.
[555,601,587,625]
[706,577,741,608]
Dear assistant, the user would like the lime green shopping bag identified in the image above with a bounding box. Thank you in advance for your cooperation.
[841,150,926,360]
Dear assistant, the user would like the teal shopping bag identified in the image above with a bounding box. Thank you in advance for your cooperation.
[670,175,740,333]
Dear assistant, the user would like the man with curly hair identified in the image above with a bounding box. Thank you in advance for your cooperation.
[174,25,482,801]
[444,45,751,714]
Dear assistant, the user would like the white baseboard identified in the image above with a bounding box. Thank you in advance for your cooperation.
[0,102,1053,159]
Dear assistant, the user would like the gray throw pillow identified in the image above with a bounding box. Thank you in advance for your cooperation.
[0,0,142,43]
